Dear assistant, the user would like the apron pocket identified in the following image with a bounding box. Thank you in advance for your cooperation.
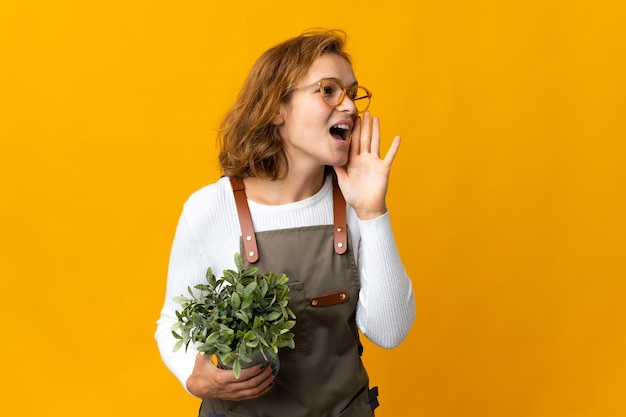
[284,281,310,353]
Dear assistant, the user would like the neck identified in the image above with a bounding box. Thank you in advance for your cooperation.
[243,169,327,205]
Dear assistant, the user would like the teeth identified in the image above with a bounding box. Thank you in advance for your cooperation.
[330,123,351,142]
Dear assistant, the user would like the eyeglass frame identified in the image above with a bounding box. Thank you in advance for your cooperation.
[292,78,372,113]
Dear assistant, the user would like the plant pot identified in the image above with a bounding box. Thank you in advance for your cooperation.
[217,349,280,375]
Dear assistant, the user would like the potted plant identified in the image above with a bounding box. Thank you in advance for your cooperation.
[171,253,296,378]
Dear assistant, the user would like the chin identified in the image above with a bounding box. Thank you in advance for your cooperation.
[329,158,349,168]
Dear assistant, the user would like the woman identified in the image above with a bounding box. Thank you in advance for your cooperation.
[155,29,415,417]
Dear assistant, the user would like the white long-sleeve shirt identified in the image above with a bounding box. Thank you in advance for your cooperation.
[155,175,415,388]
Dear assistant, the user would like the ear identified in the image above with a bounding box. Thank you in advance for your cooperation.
[271,105,285,125]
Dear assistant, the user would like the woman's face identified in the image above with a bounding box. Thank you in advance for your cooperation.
[275,53,358,175]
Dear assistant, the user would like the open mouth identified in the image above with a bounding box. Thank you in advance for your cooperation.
[329,123,352,142]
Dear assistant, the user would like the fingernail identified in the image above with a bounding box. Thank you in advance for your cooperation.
[272,368,278,376]
[260,363,269,370]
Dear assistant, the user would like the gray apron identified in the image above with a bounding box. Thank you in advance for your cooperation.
[198,177,377,417]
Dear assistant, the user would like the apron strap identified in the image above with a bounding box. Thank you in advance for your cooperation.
[332,175,347,255]
[229,176,348,263]
[229,177,259,263]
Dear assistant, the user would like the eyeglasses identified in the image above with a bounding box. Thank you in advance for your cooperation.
[293,78,372,113]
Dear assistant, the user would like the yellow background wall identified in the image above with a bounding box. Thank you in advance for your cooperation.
[1,1,624,416]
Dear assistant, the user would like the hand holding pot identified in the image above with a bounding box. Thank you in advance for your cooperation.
[186,353,276,400]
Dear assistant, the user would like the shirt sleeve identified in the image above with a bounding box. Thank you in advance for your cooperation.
[354,211,416,348]
[154,210,204,391]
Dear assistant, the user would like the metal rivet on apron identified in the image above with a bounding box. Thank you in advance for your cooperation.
[337,242,343,248]
[311,299,318,306]
[246,235,252,241]
[249,251,255,257]
[340,293,346,300]
[336,227,343,232]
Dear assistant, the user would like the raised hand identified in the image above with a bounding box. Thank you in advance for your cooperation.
[334,111,401,220]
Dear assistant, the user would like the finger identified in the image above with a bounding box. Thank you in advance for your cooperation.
[236,381,274,400]
[359,111,371,154]
[350,116,361,157]
[196,352,216,366]
[383,135,402,166]
[224,363,271,385]
[370,116,381,157]
[228,366,275,400]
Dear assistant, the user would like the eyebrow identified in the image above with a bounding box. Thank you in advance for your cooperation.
[317,77,359,87]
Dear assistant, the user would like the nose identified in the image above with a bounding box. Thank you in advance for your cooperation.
[336,93,358,115]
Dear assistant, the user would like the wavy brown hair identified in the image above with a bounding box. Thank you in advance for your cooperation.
[218,29,352,179]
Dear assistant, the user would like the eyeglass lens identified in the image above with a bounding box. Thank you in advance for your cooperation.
[320,80,370,112]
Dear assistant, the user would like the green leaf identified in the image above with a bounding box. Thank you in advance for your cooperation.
[206,267,217,285]
[205,332,221,345]
[259,279,268,298]
[223,270,237,285]
[253,316,265,329]
[194,284,211,292]
[233,359,242,379]
[277,337,295,349]
[245,339,259,348]
[197,343,217,354]
[231,292,241,309]
[242,293,254,309]
[275,273,289,286]
[282,320,296,330]
[216,344,232,354]
[243,281,257,295]
[235,310,250,324]
[234,252,243,271]
[172,339,183,352]
[238,341,247,357]
[242,266,259,277]
[172,295,191,305]
[267,310,281,321]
